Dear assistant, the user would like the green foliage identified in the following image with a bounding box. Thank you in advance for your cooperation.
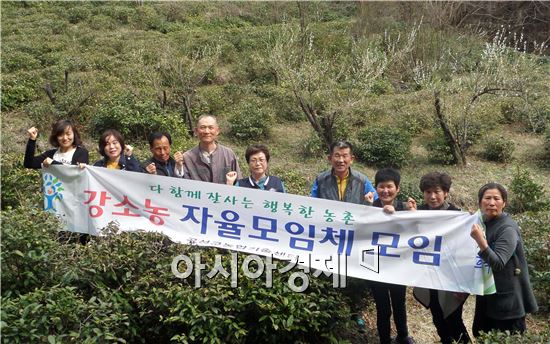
[0,207,61,297]
[1,206,351,342]
[301,133,326,158]
[500,98,524,124]
[1,285,132,343]
[355,127,411,168]
[228,97,274,142]
[516,211,550,314]
[252,85,301,122]
[508,168,549,214]
[476,328,550,344]
[544,126,550,167]
[270,167,309,196]
[482,135,515,163]
[67,6,91,24]
[0,154,42,210]
[525,97,550,134]
[424,132,455,165]
[1,71,42,111]
[396,180,423,204]
[91,92,188,142]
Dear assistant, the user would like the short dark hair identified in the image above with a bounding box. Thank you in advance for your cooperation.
[375,168,401,187]
[98,129,125,158]
[49,119,82,147]
[245,144,270,163]
[419,172,452,193]
[477,182,508,204]
[148,132,172,147]
[329,140,353,155]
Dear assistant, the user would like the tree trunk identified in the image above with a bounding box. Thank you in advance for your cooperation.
[434,91,466,166]
[295,93,333,150]
[182,94,194,136]
[44,83,56,105]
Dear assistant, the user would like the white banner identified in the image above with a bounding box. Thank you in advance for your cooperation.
[42,165,490,294]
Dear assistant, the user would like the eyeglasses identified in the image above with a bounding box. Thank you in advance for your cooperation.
[249,158,267,165]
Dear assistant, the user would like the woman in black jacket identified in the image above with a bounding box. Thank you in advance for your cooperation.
[93,129,143,172]
[470,182,538,336]
[24,119,88,168]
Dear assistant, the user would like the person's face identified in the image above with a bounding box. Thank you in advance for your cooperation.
[423,186,448,209]
[57,126,74,150]
[151,136,171,163]
[480,188,506,220]
[376,181,399,205]
[104,135,122,161]
[248,152,268,178]
[195,117,220,145]
[329,147,354,175]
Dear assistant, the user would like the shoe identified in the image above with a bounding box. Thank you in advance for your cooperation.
[395,336,415,344]
[355,316,366,333]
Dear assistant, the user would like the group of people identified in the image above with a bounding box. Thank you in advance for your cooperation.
[24,117,538,343]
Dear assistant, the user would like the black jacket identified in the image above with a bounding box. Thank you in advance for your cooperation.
[93,154,144,172]
[478,213,538,319]
[24,139,88,169]
[142,156,181,177]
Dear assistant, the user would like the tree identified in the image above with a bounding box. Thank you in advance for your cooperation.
[415,27,548,166]
[156,44,220,135]
[269,23,418,151]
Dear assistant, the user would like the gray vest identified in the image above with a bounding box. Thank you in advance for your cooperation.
[315,168,369,205]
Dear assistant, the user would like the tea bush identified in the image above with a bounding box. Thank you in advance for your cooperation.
[396,180,424,204]
[0,154,42,210]
[482,135,515,163]
[508,167,549,214]
[544,126,550,166]
[269,167,309,196]
[1,207,61,297]
[424,132,455,165]
[91,92,188,142]
[355,127,411,168]
[228,97,274,142]
[476,329,550,344]
[1,206,351,343]
[516,211,550,314]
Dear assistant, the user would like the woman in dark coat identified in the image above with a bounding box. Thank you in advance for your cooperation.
[93,129,143,172]
[470,182,538,336]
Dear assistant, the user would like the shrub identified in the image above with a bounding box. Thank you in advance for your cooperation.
[1,285,132,343]
[301,133,326,158]
[508,167,549,214]
[476,329,550,344]
[67,6,91,24]
[252,85,301,122]
[1,208,352,343]
[543,126,550,166]
[523,98,550,134]
[516,211,550,314]
[424,132,455,165]
[91,92,189,142]
[355,127,411,168]
[500,98,523,124]
[1,71,42,111]
[0,154,42,210]
[396,180,423,204]
[269,167,309,196]
[482,135,515,163]
[228,97,273,141]
[0,207,61,297]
